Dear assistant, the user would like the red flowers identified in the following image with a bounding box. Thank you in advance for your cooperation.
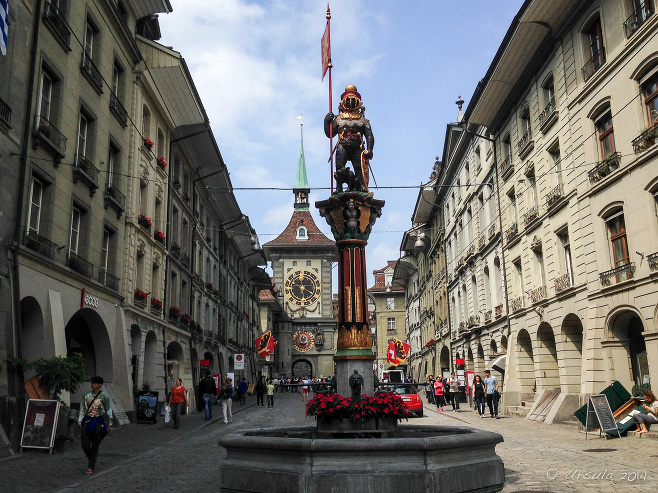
[154,230,166,244]
[169,306,181,318]
[305,392,409,422]
[134,289,147,300]
[157,157,167,169]
[180,312,192,324]
[151,298,163,309]
[143,138,154,149]
[138,214,152,227]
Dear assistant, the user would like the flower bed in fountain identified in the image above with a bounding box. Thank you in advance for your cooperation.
[306,392,410,422]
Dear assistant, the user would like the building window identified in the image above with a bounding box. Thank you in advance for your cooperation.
[513,258,524,298]
[296,226,307,240]
[38,71,53,122]
[386,297,394,310]
[69,206,81,255]
[142,105,151,139]
[306,260,311,266]
[642,71,658,124]
[387,318,396,331]
[549,142,563,185]
[606,211,630,278]
[596,111,615,159]
[27,177,43,234]
[583,17,606,81]
[557,228,574,285]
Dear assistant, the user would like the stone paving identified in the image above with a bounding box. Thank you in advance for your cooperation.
[0,393,656,492]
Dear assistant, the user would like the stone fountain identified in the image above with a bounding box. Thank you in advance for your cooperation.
[217,86,504,492]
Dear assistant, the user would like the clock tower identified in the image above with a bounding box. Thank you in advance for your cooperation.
[263,120,338,379]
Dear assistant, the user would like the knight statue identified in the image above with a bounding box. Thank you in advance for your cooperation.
[324,85,374,193]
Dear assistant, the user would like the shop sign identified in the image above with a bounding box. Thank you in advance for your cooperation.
[81,288,99,309]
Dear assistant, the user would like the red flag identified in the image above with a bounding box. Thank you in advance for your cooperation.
[387,338,410,365]
[321,7,331,80]
[255,331,276,357]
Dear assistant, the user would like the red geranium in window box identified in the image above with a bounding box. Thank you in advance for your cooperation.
[157,157,167,169]
[151,298,163,310]
[134,289,147,300]
[138,215,152,228]
[143,138,154,150]
[154,230,166,244]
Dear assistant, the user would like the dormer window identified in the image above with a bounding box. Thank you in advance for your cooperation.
[296,226,308,240]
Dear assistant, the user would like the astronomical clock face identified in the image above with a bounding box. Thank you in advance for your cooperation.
[293,330,315,352]
[284,270,321,307]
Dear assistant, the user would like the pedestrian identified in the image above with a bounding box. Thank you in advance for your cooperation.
[238,377,248,406]
[301,377,309,401]
[168,377,189,429]
[434,376,445,411]
[483,369,499,418]
[273,377,279,393]
[255,377,265,407]
[633,390,658,435]
[426,375,435,404]
[221,378,233,424]
[199,371,216,420]
[78,376,113,475]
[267,379,275,408]
[448,372,460,412]
[472,374,486,417]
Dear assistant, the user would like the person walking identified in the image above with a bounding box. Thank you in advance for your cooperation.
[199,371,216,420]
[484,369,499,418]
[472,374,486,417]
[221,378,234,424]
[78,376,113,475]
[255,377,265,407]
[433,377,445,411]
[238,377,248,406]
[267,379,275,408]
[300,377,309,401]
[448,372,460,412]
[168,378,188,429]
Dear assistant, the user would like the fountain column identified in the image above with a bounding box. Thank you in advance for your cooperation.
[316,191,384,397]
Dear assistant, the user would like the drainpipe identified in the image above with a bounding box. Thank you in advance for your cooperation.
[8,0,43,452]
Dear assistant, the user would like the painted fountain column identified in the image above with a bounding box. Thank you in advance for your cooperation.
[316,192,384,397]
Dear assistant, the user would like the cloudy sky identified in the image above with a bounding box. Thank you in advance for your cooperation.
[158,0,525,287]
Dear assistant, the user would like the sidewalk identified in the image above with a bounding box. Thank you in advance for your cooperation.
[0,399,256,492]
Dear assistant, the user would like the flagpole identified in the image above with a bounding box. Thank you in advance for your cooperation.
[326,5,333,194]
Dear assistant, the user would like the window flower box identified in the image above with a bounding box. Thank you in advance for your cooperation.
[205,282,213,290]
[143,138,154,151]
[138,214,152,229]
[154,230,166,245]
[180,312,192,325]
[184,193,190,201]
[134,289,147,300]
[151,298,163,312]
[169,306,181,319]
[156,157,167,170]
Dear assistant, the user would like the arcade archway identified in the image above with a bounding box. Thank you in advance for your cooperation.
[561,314,583,391]
[536,322,559,389]
[292,359,312,378]
[517,329,535,398]
[20,296,45,366]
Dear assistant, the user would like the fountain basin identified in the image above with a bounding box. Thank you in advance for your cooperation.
[218,425,504,493]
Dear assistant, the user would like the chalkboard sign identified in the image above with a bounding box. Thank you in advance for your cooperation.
[586,394,620,439]
[20,400,60,453]
[137,391,159,423]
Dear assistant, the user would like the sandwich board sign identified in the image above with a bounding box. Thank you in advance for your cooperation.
[585,394,620,439]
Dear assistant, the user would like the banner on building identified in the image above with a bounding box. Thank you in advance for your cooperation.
[234,353,245,370]
[255,331,275,357]
[387,338,410,365]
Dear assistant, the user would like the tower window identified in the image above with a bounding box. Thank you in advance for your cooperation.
[296,226,308,240]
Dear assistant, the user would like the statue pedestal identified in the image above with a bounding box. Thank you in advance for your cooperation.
[335,358,374,397]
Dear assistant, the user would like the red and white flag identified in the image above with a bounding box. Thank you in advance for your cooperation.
[387,338,410,365]
[255,331,276,357]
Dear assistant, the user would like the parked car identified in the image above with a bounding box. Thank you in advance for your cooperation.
[378,384,423,417]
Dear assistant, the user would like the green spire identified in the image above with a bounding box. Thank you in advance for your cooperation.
[294,121,309,190]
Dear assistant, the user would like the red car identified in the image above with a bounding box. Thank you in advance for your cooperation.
[380,385,424,417]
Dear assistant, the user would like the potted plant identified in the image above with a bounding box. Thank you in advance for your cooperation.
[31,353,86,448]
[156,157,167,170]
[143,138,154,151]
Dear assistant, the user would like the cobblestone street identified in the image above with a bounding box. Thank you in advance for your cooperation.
[1,393,657,492]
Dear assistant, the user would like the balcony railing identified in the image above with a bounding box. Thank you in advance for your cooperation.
[554,273,572,293]
[73,154,100,195]
[479,235,486,250]
[600,263,635,286]
[522,206,539,227]
[104,184,125,217]
[24,231,56,259]
[517,130,533,158]
[631,121,658,153]
[648,252,658,271]
[510,296,524,312]
[545,183,564,208]
[468,315,480,327]
[458,321,467,333]
[466,244,476,259]
[484,310,492,323]
[81,52,104,94]
[43,0,71,49]
[488,224,498,240]
[0,96,11,126]
[588,152,620,183]
[528,286,546,303]
[505,222,518,242]
[99,269,120,291]
[181,253,190,268]
[500,155,514,180]
[33,115,67,163]
[538,96,557,131]
[582,48,606,82]
[67,252,94,278]
[624,5,654,38]
[495,304,503,318]
[109,93,128,127]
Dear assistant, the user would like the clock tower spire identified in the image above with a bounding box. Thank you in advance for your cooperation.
[293,115,310,210]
